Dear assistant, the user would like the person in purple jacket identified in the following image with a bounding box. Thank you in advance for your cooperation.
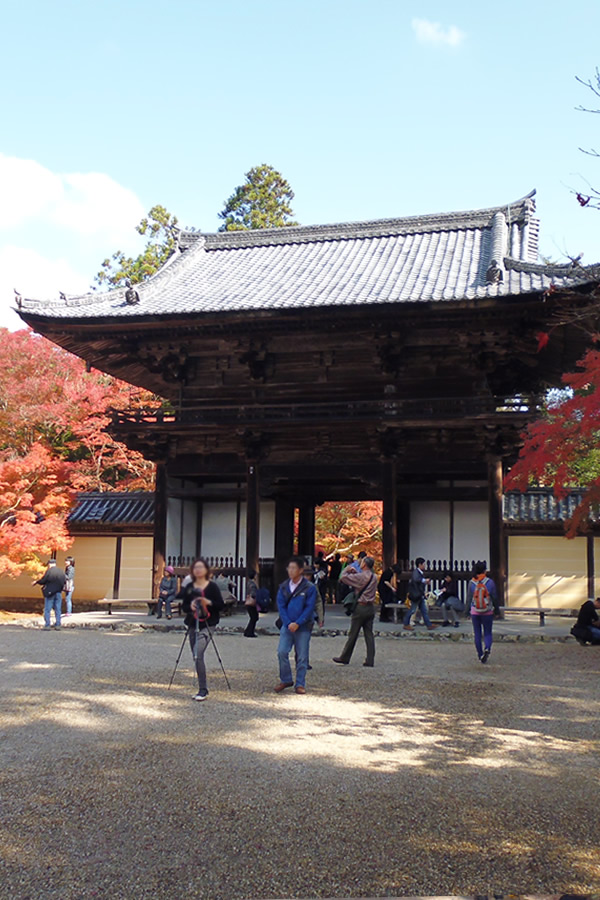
[274,557,317,695]
[468,561,498,664]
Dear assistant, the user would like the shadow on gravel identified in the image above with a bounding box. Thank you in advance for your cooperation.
[2,630,600,898]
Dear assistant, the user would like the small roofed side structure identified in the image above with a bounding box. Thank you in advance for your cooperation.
[0,493,155,607]
[67,492,155,532]
[504,489,600,611]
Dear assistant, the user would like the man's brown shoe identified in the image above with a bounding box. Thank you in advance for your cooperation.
[403,625,414,631]
[274,682,294,693]
[295,686,306,694]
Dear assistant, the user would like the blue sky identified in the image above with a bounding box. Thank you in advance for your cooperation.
[1,0,599,327]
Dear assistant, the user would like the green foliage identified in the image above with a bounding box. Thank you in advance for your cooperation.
[218,164,298,232]
[94,205,179,289]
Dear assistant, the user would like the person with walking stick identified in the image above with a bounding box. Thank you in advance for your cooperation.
[177,558,224,701]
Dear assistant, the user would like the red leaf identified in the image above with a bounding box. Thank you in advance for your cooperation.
[536,331,550,352]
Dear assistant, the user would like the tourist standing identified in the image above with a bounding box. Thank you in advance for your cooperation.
[34,560,66,630]
[469,561,498,663]
[403,557,437,631]
[333,555,378,666]
[244,569,259,637]
[157,565,177,619]
[178,558,224,701]
[274,557,317,694]
[64,557,75,617]
[327,553,342,603]
[378,564,397,623]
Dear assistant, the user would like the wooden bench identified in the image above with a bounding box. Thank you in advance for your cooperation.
[98,598,183,617]
[386,602,407,624]
[500,607,576,626]
[98,595,237,617]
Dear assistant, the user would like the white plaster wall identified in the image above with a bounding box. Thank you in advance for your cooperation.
[410,500,489,565]
[453,502,488,563]
[259,501,275,557]
[200,500,276,560]
[182,501,197,557]
[166,497,182,560]
[201,503,239,558]
[410,501,450,562]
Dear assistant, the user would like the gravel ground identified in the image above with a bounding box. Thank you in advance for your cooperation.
[1,626,599,900]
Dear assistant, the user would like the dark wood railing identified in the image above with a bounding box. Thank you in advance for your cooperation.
[112,396,536,429]
[395,559,488,606]
[167,555,275,602]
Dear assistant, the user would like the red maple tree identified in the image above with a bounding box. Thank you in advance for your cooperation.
[506,343,600,535]
[0,329,157,575]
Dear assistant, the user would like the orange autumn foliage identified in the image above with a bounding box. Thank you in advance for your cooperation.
[0,328,158,576]
[315,501,383,561]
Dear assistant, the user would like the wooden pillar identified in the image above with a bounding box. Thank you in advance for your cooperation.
[449,487,455,567]
[587,533,595,599]
[152,463,168,599]
[196,501,203,557]
[382,459,397,570]
[297,504,315,560]
[274,498,295,586]
[488,457,506,607]
[246,461,260,575]
[397,500,410,565]
[112,536,122,600]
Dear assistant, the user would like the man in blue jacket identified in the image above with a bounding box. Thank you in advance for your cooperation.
[274,556,317,695]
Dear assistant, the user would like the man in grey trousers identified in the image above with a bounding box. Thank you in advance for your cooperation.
[332,556,378,667]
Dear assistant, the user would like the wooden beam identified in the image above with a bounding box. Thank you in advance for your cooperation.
[488,457,506,606]
[382,459,397,569]
[152,464,168,599]
[587,533,595,599]
[274,498,295,586]
[112,536,122,601]
[297,504,315,560]
[245,462,260,576]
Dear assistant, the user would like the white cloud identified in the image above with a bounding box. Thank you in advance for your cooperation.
[0,153,145,244]
[0,245,91,330]
[411,18,466,47]
[0,154,146,329]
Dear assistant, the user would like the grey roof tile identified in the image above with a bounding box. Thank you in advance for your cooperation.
[68,492,155,527]
[19,191,599,322]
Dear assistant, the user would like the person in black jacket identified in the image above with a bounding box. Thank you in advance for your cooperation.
[34,560,66,630]
[438,573,463,628]
[571,597,600,645]
[177,558,224,701]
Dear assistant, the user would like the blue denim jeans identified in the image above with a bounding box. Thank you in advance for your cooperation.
[278,625,311,688]
[64,590,73,615]
[189,628,210,694]
[44,592,62,627]
[589,625,600,644]
[471,612,493,657]
[403,597,431,627]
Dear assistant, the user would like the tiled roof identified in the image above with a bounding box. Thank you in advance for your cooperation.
[503,489,598,523]
[68,492,154,528]
[19,191,598,321]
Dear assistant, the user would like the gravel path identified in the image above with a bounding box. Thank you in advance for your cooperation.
[1,626,599,899]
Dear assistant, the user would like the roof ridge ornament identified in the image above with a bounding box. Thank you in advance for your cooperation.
[486,212,508,283]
